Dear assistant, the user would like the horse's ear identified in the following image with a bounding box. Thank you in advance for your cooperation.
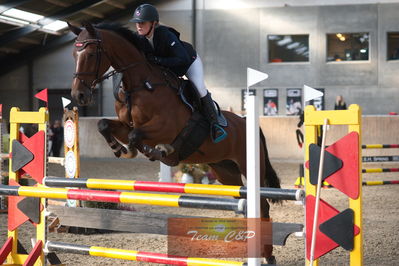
[67,22,82,36]
[82,21,96,37]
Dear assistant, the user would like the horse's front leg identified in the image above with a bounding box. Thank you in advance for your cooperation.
[97,119,137,158]
[128,128,174,161]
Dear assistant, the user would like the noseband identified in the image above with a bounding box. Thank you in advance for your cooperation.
[73,29,142,93]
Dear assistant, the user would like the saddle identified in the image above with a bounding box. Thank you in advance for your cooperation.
[112,72,227,165]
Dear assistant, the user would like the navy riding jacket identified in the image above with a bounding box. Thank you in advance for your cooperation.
[135,25,197,76]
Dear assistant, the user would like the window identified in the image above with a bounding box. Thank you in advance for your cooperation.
[387,32,399,60]
[268,35,309,63]
[327,33,369,62]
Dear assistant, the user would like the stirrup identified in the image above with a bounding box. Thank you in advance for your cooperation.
[211,124,227,143]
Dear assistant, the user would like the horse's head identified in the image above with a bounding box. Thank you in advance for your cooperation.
[69,22,111,105]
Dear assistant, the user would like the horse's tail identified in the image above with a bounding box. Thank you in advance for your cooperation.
[260,129,281,204]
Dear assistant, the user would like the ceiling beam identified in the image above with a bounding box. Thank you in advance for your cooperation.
[0,26,38,46]
[0,0,34,13]
[38,0,104,24]
[18,37,41,45]
[81,10,105,19]
[45,0,68,7]
[45,0,105,19]
[0,47,19,53]
[105,0,126,9]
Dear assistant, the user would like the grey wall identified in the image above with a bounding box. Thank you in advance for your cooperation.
[33,44,75,90]
[0,66,30,122]
[188,3,399,115]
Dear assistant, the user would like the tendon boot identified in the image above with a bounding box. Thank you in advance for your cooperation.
[200,92,227,143]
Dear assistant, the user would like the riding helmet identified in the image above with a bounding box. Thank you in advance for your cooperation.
[130,4,159,23]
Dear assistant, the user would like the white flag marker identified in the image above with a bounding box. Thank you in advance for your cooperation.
[247,68,268,88]
[62,97,72,108]
[304,85,323,102]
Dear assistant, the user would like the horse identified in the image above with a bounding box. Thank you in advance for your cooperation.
[68,22,281,263]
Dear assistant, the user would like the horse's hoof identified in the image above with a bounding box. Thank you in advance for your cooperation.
[143,145,163,161]
[155,144,174,156]
[120,145,137,158]
[266,256,276,265]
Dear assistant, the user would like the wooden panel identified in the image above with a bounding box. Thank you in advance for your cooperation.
[47,205,196,235]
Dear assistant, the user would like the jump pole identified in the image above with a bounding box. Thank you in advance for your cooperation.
[362,144,399,149]
[362,168,399,173]
[45,241,270,266]
[43,177,305,201]
[0,184,245,212]
[362,180,399,186]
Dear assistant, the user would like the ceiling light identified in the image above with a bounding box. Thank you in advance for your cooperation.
[43,20,68,31]
[0,15,29,25]
[3,8,43,22]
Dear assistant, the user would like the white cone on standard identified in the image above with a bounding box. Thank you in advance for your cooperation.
[62,97,72,108]
[304,85,324,102]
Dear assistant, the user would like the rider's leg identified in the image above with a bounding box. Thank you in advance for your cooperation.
[186,55,227,143]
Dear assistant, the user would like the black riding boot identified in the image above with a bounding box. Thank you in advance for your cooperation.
[200,92,227,143]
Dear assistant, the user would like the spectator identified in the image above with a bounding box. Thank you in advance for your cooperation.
[334,95,347,110]
[51,120,64,157]
[48,126,54,156]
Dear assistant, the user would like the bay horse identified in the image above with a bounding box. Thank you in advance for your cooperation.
[68,22,280,263]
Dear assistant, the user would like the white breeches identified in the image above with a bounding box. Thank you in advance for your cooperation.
[185,55,208,98]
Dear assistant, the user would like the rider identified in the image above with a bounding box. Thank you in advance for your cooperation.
[130,3,227,143]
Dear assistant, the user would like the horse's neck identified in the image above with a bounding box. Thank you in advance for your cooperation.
[104,32,184,115]
[107,41,144,71]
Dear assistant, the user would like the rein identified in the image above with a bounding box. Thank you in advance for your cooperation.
[73,35,143,92]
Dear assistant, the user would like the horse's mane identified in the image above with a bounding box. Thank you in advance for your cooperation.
[95,22,143,51]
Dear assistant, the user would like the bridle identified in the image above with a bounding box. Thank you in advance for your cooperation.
[73,29,142,93]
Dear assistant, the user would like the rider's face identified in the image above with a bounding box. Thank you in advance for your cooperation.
[136,21,153,36]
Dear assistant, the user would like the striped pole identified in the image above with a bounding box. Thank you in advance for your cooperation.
[362,168,399,173]
[362,180,399,186]
[43,177,305,201]
[0,185,244,212]
[46,241,269,266]
[362,156,399,162]
[362,144,399,149]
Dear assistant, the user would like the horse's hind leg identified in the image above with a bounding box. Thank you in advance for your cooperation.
[208,160,244,186]
[97,119,137,158]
